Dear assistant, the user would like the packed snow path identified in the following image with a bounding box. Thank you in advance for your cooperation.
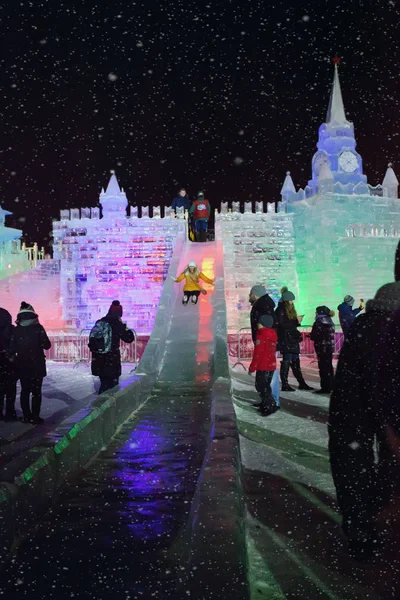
[233,359,400,600]
[0,243,226,599]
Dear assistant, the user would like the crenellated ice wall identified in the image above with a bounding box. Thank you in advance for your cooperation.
[53,207,186,333]
[216,204,298,333]
[288,193,400,323]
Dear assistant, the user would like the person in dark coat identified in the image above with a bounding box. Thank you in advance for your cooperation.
[337,295,364,337]
[329,280,400,561]
[309,305,335,394]
[249,284,276,344]
[275,287,313,392]
[189,191,211,242]
[11,302,51,424]
[171,188,190,213]
[0,308,17,421]
[90,300,135,394]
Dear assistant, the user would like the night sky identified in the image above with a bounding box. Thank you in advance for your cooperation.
[1,1,399,247]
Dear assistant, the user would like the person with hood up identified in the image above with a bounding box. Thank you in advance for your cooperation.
[337,295,364,337]
[309,305,335,394]
[275,287,313,392]
[171,188,190,213]
[11,302,51,424]
[249,314,279,416]
[189,191,211,242]
[89,300,135,395]
[0,308,17,421]
[329,273,400,561]
[173,261,214,305]
[249,285,276,344]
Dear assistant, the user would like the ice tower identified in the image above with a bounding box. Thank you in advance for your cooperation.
[283,58,400,322]
[53,172,185,332]
[307,57,368,197]
[0,205,30,278]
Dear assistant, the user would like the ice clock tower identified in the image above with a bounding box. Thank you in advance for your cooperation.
[307,57,368,195]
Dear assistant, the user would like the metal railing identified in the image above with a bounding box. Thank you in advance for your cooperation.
[230,326,344,370]
[45,328,138,368]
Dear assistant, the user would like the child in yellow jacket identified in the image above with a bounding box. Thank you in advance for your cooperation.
[173,261,214,305]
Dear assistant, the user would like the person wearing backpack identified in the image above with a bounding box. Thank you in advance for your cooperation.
[89,300,134,394]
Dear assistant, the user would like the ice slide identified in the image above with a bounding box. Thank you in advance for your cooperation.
[1,235,248,600]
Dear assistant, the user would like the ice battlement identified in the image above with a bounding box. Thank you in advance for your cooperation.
[56,204,181,222]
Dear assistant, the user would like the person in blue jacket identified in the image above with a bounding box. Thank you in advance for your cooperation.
[171,188,190,213]
[337,295,364,337]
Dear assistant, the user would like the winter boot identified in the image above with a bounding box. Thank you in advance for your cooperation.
[291,357,314,391]
[182,294,189,306]
[258,394,279,416]
[280,361,295,392]
[31,392,43,424]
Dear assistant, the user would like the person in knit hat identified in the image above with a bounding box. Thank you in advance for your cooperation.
[173,261,214,306]
[329,275,400,562]
[11,302,51,424]
[337,294,364,338]
[249,284,276,344]
[249,315,279,416]
[275,287,313,392]
[89,300,135,394]
[189,191,211,242]
[309,305,335,394]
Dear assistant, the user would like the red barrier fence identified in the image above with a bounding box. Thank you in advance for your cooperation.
[45,330,150,365]
[228,327,344,362]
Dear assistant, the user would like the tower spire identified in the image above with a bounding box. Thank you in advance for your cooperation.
[105,170,121,195]
[326,57,350,127]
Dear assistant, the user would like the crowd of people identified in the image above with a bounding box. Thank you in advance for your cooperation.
[247,240,400,562]
[171,188,211,242]
[0,300,134,424]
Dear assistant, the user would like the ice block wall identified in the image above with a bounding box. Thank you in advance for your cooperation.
[289,193,400,323]
[0,259,65,329]
[216,206,298,333]
[53,208,186,334]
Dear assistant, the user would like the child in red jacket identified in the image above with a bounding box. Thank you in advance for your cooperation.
[249,314,279,416]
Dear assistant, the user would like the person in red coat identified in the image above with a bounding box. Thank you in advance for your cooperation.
[249,314,279,416]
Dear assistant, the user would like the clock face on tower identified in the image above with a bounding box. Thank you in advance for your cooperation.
[339,151,358,173]
[312,151,329,176]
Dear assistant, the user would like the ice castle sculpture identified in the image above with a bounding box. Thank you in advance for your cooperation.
[283,59,400,322]
[53,172,186,332]
[0,205,30,279]
[217,59,400,331]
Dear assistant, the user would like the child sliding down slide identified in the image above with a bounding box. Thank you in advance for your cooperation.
[172,261,214,305]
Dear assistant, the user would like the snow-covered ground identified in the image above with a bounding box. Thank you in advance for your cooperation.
[0,362,135,469]
[231,358,398,600]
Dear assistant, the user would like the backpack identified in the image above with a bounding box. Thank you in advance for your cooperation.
[88,320,112,354]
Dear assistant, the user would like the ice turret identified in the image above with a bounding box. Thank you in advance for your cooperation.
[382,163,399,199]
[0,206,12,227]
[280,171,297,205]
[99,171,128,217]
